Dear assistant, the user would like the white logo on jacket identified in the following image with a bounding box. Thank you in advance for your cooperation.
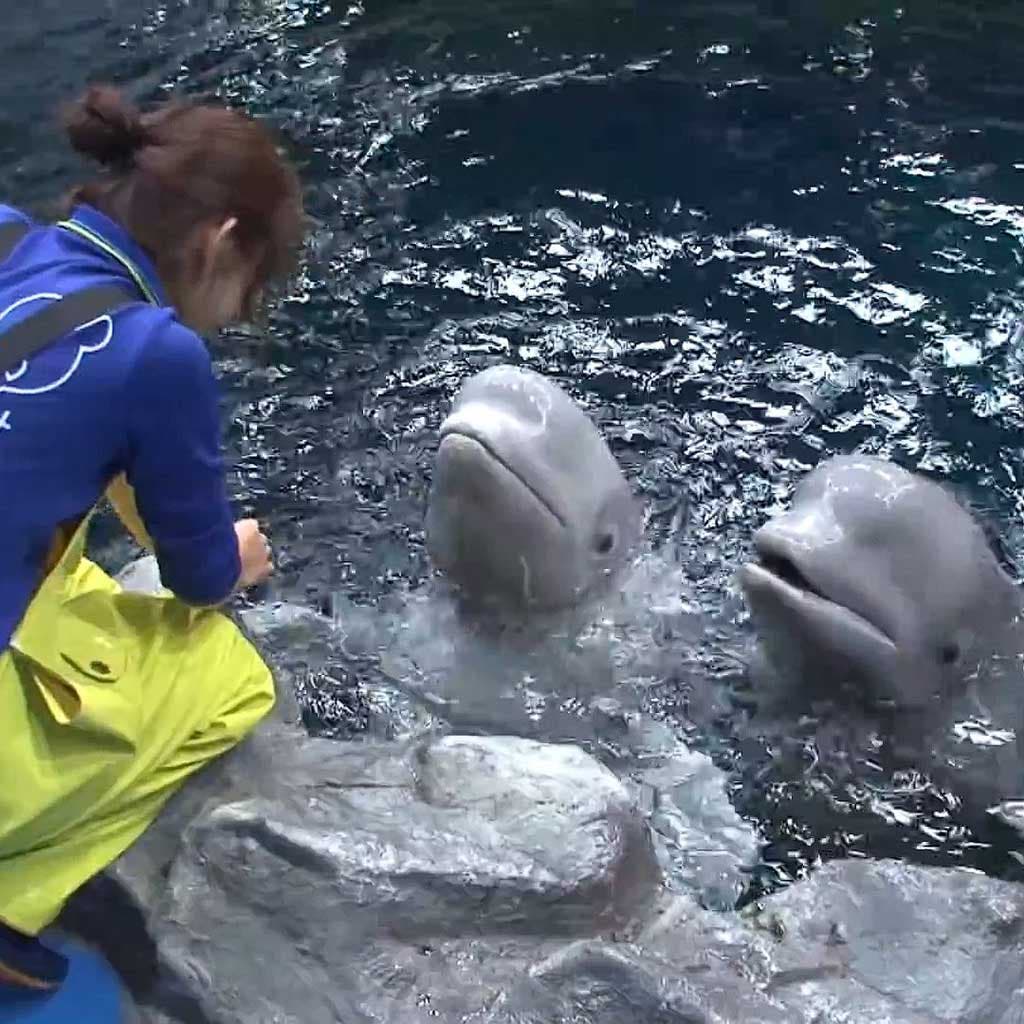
[0,291,116,431]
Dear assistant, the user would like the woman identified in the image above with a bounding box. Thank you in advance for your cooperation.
[0,84,304,990]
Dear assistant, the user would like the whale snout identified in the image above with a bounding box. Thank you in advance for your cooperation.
[428,425,577,612]
[437,412,568,529]
[739,497,909,704]
[739,557,900,704]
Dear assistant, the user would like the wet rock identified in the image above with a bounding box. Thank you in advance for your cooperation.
[168,733,660,944]
[64,724,1024,1024]
[67,722,661,1022]
[68,558,1024,1024]
[114,554,164,594]
[478,939,788,1024]
[475,882,953,1024]
[58,719,294,1000]
[487,859,1011,1024]
[634,894,932,1024]
[153,926,568,1024]
[635,857,1024,1024]
[639,745,758,912]
[747,858,1024,1023]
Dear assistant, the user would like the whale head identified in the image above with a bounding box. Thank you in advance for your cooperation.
[738,455,1022,710]
[425,364,642,615]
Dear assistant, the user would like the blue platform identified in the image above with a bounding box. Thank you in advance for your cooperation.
[0,934,126,1023]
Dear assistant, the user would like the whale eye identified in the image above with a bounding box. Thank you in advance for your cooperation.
[595,530,616,555]
[939,642,960,666]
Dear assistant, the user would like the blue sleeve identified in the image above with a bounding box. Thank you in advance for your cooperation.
[122,317,240,606]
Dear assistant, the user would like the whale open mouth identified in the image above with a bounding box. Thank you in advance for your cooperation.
[438,419,567,528]
[740,535,897,653]
[754,550,827,601]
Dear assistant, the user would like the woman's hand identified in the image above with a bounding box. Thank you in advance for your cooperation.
[234,518,273,590]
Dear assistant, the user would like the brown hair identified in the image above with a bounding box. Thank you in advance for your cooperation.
[61,84,304,317]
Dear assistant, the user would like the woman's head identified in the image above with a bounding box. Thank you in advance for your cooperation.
[62,85,304,333]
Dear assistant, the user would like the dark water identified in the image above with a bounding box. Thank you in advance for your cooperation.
[8,0,1024,890]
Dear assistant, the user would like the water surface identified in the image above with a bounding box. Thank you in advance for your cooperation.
[7,0,1024,890]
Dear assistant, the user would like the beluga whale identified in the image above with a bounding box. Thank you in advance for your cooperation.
[738,454,1023,713]
[388,361,660,738]
[425,363,644,620]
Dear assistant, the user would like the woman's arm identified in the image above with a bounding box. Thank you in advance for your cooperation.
[122,315,242,607]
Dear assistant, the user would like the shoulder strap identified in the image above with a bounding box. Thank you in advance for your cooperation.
[0,285,140,379]
[0,218,144,379]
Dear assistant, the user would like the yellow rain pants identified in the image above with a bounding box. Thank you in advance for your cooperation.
[0,503,275,935]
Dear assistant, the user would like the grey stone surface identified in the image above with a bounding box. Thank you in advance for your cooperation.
[64,722,1024,1024]
[748,858,1024,1023]
[66,721,661,1022]
[169,733,660,943]
[63,558,1024,1024]
[480,856,1024,1024]
[477,938,789,1024]
[114,554,164,594]
[634,857,1024,1024]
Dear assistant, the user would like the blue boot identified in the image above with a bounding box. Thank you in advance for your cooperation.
[0,929,126,1023]
[0,926,68,993]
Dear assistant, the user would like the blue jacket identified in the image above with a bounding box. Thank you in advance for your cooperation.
[0,202,241,651]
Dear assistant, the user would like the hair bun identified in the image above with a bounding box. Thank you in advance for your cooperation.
[64,85,147,169]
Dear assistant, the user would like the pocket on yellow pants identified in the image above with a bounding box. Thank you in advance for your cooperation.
[14,588,142,758]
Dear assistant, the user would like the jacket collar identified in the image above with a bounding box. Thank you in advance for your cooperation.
[59,204,169,308]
